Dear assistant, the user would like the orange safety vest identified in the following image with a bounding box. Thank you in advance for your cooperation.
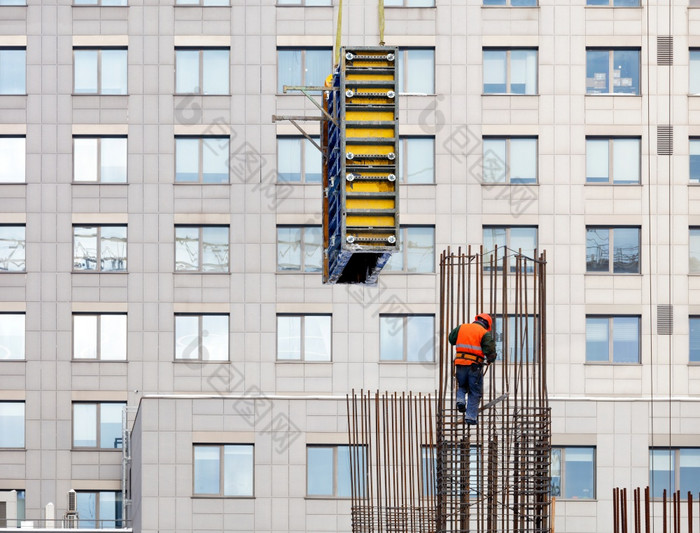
[454,323,486,366]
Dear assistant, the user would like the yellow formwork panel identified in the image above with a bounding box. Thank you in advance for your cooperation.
[345,181,395,192]
[346,74,394,81]
[346,144,394,155]
[346,128,395,138]
[346,111,394,121]
[349,60,392,68]
[346,215,395,227]
[346,198,395,210]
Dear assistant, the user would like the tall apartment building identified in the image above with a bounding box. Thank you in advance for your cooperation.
[0,0,699,532]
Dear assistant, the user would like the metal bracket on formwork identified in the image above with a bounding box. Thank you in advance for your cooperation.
[271,114,327,161]
[282,85,339,127]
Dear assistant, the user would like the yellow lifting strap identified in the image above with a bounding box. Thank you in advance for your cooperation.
[378,0,385,46]
[334,0,343,67]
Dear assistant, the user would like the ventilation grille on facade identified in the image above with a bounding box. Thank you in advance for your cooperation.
[658,125,673,155]
[657,305,673,335]
[657,36,673,65]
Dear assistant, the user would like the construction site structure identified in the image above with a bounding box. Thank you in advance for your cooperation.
[346,245,551,533]
[322,46,400,284]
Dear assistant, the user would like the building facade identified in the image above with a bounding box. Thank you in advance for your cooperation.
[0,0,699,532]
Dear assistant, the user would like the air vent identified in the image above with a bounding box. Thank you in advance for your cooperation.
[67,490,77,513]
[657,36,673,65]
[657,305,673,335]
[657,125,673,155]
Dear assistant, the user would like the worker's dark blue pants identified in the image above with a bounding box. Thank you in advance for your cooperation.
[455,364,483,422]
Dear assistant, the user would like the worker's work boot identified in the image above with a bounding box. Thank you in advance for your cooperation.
[456,402,466,413]
[464,415,477,426]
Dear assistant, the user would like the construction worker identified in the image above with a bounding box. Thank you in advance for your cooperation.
[448,313,497,425]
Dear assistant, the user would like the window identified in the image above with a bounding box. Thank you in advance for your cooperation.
[73,314,126,360]
[0,225,25,272]
[0,0,26,4]
[398,137,434,183]
[277,136,321,182]
[277,314,331,361]
[691,317,700,363]
[175,137,229,183]
[398,48,435,94]
[277,226,322,272]
[73,225,127,272]
[691,139,700,183]
[74,0,127,5]
[483,226,538,271]
[0,313,24,360]
[483,48,538,95]
[76,492,123,528]
[586,0,639,4]
[482,137,537,183]
[0,48,25,94]
[691,51,700,95]
[650,449,700,499]
[176,0,227,5]
[175,314,229,361]
[586,226,640,273]
[0,490,26,528]
[307,445,365,497]
[74,48,127,95]
[175,49,229,95]
[73,137,127,183]
[277,48,332,93]
[483,0,536,5]
[0,136,25,183]
[494,315,537,362]
[586,316,640,363]
[692,228,700,274]
[72,402,125,449]
[380,315,435,362]
[193,444,254,497]
[586,137,640,184]
[586,48,640,95]
[277,0,332,4]
[551,447,595,500]
[384,0,434,6]
[175,226,229,272]
[0,402,24,448]
[384,226,435,273]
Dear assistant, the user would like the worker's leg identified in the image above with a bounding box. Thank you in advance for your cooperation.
[455,364,468,412]
[464,364,483,423]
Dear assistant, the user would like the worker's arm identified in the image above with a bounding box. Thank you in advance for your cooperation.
[481,331,497,363]
[448,326,461,346]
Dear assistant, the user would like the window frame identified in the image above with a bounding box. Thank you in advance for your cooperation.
[585,0,640,5]
[72,225,128,273]
[482,48,539,95]
[383,226,436,274]
[0,47,26,95]
[482,136,538,184]
[398,136,435,184]
[276,225,323,273]
[306,444,364,498]
[276,313,332,362]
[277,47,333,94]
[174,225,230,273]
[550,446,596,500]
[276,136,322,183]
[585,315,641,364]
[482,0,537,6]
[193,444,255,498]
[691,227,700,274]
[0,401,24,448]
[72,313,127,361]
[585,48,641,96]
[379,314,436,363]
[0,312,24,360]
[690,138,700,183]
[585,136,641,185]
[0,135,26,183]
[482,225,539,272]
[174,313,230,362]
[175,136,230,184]
[72,401,126,450]
[73,47,128,95]
[174,48,230,96]
[691,316,700,363]
[649,448,700,500]
[586,226,641,274]
[72,135,128,183]
[0,224,26,273]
